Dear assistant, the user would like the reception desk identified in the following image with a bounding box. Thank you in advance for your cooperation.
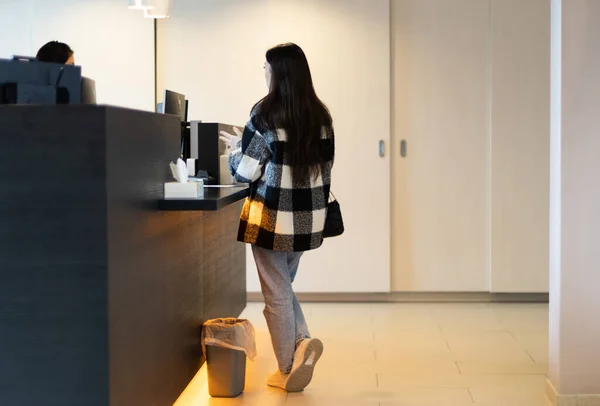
[0,106,248,406]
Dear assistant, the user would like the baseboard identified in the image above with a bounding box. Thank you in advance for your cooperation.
[547,379,558,406]
[546,378,600,406]
[246,291,549,303]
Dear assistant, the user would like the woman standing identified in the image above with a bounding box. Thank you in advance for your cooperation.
[220,43,334,392]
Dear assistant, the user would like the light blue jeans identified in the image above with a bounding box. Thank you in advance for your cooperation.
[252,245,311,373]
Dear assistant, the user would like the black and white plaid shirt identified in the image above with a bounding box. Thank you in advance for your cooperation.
[229,117,335,252]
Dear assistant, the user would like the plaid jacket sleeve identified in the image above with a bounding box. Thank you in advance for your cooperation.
[228,118,271,183]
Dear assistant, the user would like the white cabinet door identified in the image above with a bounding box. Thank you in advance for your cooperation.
[391,0,490,291]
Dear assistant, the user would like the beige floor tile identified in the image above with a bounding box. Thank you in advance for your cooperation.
[466,373,548,405]
[302,303,374,319]
[317,330,375,345]
[444,331,517,349]
[373,319,443,338]
[437,318,508,333]
[317,344,377,367]
[448,346,535,363]
[375,357,460,377]
[318,342,376,366]
[511,331,548,348]
[510,331,549,363]
[377,362,465,390]
[524,348,549,363]
[286,390,379,406]
[430,303,492,311]
[376,347,459,365]
[375,387,474,406]
[493,305,549,333]
[489,303,548,314]
[376,332,449,351]
[469,389,549,406]
[308,367,378,391]
[457,360,548,375]
[373,311,440,323]
[499,319,549,333]
[288,387,474,406]
[372,302,436,317]
[443,331,534,363]
[204,390,287,406]
[469,386,548,405]
[378,373,468,388]
[376,339,450,354]
[309,321,375,343]
[473,401,550,406]
[433,306,506,330]
[461,374,548,387]
[378,371,548,390]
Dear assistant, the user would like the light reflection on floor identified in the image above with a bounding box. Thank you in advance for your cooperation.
[173,302,550,406]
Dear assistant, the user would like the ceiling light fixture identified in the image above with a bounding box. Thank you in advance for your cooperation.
[143,0,173,19]
[128,0,156,10]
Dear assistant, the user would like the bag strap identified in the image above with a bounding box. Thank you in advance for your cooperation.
[329,191,337,201]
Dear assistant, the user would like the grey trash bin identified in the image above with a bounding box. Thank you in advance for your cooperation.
[206,346,246,397]
[202,318,257,398]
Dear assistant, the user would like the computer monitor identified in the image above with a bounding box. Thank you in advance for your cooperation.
[162,89,186,121]
[11,55,36,62]
[81,77,96,105]
[0,58,82,104]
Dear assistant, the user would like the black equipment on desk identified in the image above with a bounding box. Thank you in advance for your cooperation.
[158,89,191,160]
[0,58,95,105]
[158,89,187,121]
[81,77,96,104]
[189,122,238,185]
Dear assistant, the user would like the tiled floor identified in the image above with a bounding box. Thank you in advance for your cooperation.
[174,302,550,406]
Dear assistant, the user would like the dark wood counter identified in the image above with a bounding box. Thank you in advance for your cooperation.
[0,106,246,406]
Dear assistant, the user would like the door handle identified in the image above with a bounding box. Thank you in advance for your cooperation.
[401,140,407,157]
[378,140,385,157]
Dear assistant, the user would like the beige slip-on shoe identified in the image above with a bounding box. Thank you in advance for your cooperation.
[285,338,324,392]
[267,370,289,390]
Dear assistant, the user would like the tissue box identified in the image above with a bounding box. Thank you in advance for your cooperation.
[164,181,204,200]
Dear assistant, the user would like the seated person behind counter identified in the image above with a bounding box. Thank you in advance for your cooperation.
[36,41,95,104]
[0,40,94,105]
[36,41,75,65]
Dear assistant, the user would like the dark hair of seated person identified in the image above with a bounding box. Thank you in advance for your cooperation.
[36,41,74,65]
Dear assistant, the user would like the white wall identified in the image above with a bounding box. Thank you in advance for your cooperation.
[549,0,600,397]
[0,0,155,111]
[489,0,550,292]
[549,0,562,392]
[158,0,392,293]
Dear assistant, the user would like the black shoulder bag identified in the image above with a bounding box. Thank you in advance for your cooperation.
[323,192,344,238]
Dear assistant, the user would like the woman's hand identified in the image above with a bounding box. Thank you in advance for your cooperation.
[219,127,242,149]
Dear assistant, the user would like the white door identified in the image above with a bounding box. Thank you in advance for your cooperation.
[391,0,490,291]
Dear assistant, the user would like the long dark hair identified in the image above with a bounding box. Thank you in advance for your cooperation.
[252,43,332,181]
[36,41,73,64]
